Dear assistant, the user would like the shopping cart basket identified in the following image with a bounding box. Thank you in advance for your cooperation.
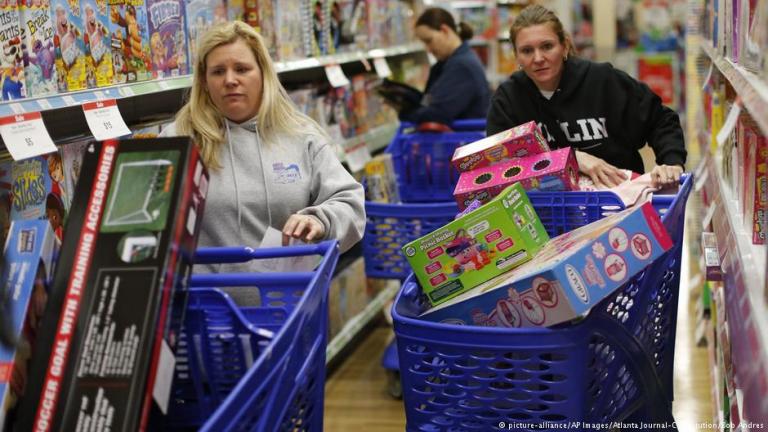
[166,240,339,431]
[387,119,486,202]
[391,175,693,430]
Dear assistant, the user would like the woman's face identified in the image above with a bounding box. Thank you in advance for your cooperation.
[415,24,452,61]
[204,39,263,123]
[514,24,567,92]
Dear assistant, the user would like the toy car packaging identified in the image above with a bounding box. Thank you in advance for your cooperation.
[402,183,549,306]
[451,121,550,173]
[454,147,579,210]
[15,137,209,432]
[421,201,673,328]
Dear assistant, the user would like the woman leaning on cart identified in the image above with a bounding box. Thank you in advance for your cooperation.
[487,4,687,189]
[161,21,365,273]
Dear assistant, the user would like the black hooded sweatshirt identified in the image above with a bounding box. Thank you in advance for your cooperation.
[486,56,686,174]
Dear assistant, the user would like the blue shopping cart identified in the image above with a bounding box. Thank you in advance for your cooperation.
[165,241,339,431]
[391,175,693,430]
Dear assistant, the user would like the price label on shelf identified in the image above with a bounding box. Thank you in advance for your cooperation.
[9,103,24,114]
[372,57,392,78]
[0,112,57,161]
[82,99,131,140]
[62,95,77,106]
[343,139,372,173]
[119,86,135,97]
[324,64,350,88]
[716,99,742,146]
[37,99,53,110]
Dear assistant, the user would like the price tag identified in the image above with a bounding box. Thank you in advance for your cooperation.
[82,99,131,140]
[158,80,170,90]
[324,64,350,88]
[37,99,53,110]
[62,95,77,106]
[9,103,24,114]
[373,57,392,78]
[119,86,135,97]
[716,100,742,146]
[343,139,372,172]
[360,56,372,72]
[94,90,106,100]
[0,112,57,161]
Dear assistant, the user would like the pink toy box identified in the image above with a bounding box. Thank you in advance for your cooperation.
[421,201,673,328]
[453,147,579,210]
[451,121,550,172]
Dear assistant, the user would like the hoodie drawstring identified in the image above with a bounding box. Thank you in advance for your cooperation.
[225,121,243,236]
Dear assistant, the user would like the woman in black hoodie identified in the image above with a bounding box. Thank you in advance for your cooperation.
[487,5,686,188]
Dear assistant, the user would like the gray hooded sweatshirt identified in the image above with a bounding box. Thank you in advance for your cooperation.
[160,118,366,276]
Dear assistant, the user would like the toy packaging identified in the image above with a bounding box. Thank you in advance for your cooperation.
[364,153,400,203]
[702,231,722,281]
[256,0,278,59]
[185,0,226,68]
[0,1,26,101]
[19,0,58,97]
[60,139,89,212]
[742,119,768,245]
[402,183,549,306]
[15,137,209,432]
[109,0,152,83]
[9,153,68,242]
[228,0,243,22]
[81,0,113,87]
[146,0,188,78]
[451,121,550,173]
[421,201,673,328]
[454,147,579,211]
[275,1,306,60]
[0,220,57,431]
[0,156,12,250]
[51,0,88,92]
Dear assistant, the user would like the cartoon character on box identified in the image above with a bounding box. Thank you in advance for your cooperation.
[445,229,492,276]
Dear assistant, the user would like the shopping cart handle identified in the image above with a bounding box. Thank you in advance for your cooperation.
[194,240,337,264]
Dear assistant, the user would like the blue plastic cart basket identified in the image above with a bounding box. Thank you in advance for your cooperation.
[388,119,486,202]
[391,175,692,430]
[166,241,339,432]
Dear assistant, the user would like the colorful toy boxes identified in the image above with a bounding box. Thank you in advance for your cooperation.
[454,147,579,210]
[421,201,673,328]
[451,121,550,172]
[402,183,549,306]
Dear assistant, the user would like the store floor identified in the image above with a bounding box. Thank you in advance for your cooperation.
[324,264,711,431]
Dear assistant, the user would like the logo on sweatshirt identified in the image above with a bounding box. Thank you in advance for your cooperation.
[559,117,608,145]
[272,162,301,184]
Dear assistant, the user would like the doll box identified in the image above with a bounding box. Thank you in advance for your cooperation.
[421,201,672,328]
[402,183,549,306]
[451,121,550,173]
[454,147,579,211]
[0,220,56,429]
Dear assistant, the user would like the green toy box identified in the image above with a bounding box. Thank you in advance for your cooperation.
[402,183,549,305]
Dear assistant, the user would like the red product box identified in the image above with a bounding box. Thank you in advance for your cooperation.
[453,147,579,210]
[451,121,550,172]
[16,138,209,432]
[742,120,768,244]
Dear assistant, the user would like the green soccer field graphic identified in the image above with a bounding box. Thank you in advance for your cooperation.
[101,150,180,233]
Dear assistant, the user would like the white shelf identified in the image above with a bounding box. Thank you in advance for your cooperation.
[451,0,489,8]
[700,41,768,137]
[338,122,398,168]
[326,280,399,365]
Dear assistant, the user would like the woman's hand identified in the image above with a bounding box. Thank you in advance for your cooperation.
[575,150,628,188]
[650,164,684,189]
[282,214,325,246]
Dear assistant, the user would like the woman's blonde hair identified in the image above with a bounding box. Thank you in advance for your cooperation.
[509,4,577,57]
[174,21,327,169]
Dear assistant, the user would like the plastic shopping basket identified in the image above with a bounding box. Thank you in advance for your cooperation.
[392,175,692,430]
[166,240,339,431]
[388,119,486,202]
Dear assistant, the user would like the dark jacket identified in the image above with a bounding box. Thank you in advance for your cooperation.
[400,42,490,124]
[486,56,686,173]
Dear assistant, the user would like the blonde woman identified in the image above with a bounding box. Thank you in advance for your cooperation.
[161,22,365,274]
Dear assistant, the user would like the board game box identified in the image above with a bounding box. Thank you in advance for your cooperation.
[0,0,26,101]
[19,0,58,97]
[109,0,152,83]
[146,0,188,78]
[81,0,113,87]
[51,0,88,91]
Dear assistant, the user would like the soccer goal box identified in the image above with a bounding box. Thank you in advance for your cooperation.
[15,137,209,432]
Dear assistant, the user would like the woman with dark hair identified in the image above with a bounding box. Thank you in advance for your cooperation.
[398,7,490,125]
[487,4,686,188]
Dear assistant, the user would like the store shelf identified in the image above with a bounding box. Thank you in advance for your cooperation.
[339,122,398,170]
[704,154,768,424]
[277,43,424,73]
[450,0,489,8]
[700,41,768,137]
[326,279,399,365]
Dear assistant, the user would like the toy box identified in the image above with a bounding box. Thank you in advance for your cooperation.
[364,153,400,203]
[0,220,56,430]
[81,0,112,87]
[742,119,768,245]
[451,121,550,173]
[19,0,58,97]
[185,0,226,68]
[402,183,549,306]
[454,147,579,210]
[0,1,26,101]
[146,0,188,78]
[15,138,209,432]
[10,153,68,242]
[421,201,673,328]
[51,0,88,92]
[109,0,152,83]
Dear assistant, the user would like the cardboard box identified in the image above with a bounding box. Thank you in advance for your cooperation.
[16,138,209,432]
[454,147,579,210]
[451,121,550,172]
[402,183,549,306]
[421,201,673,327]
[0,220,56,429]
[742,120,768,245]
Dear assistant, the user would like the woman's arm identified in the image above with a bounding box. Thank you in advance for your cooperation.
[400,62,484,124]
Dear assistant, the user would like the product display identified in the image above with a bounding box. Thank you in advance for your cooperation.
[451,121,550,172]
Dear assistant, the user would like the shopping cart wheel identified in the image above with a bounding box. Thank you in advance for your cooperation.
[386,369,402,399]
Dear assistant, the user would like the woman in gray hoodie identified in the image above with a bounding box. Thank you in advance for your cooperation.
[161,21,365,273]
